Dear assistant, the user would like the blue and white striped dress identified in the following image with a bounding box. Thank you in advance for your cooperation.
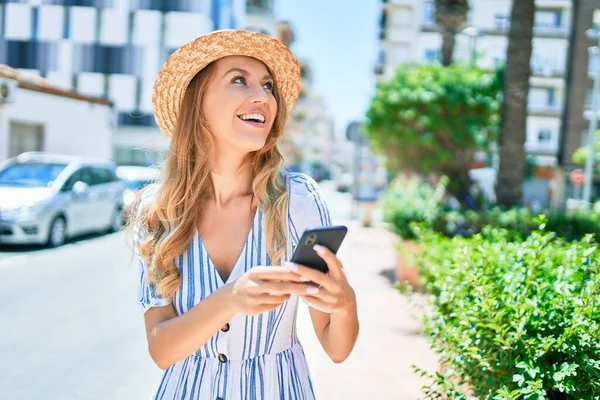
[135,172,332,400]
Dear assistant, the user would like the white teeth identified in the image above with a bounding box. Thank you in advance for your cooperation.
[239,113,265,123]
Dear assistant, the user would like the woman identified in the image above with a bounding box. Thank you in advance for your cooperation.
[132,30,359,399]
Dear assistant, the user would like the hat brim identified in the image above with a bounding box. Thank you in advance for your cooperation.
[152,29,301,137]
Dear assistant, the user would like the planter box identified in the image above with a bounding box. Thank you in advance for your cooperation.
[395,239,423,289]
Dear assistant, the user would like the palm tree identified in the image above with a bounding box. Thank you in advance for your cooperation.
[434,0,470,66]
[495,0,536,207]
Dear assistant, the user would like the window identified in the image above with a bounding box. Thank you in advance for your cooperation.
[538,129,552,143]
[529,87,555,107]
[246,0,273,14]
[90,167,116,185]
[72,44,143,75]
[423,1,434,23]
[4,40,58,70]
[494,13,510,29]
[535,9,562,28]
[117,112,157,127]
[62,170,82,192]
[0,162,67,188]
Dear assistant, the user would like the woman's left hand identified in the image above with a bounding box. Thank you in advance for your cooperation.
[285,244,356,314]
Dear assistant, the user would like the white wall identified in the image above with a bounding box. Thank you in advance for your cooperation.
[0,87,114,162]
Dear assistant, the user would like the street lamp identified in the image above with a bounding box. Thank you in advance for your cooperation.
[583,28,600,206]
[461,26,481,66]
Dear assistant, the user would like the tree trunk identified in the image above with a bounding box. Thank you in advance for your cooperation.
[441,29,457,66]
[495,0,535,207]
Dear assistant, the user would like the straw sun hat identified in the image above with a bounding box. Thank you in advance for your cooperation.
[152,29,301,137]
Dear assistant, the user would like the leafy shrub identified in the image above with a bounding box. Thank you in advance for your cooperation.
[413,222,600,399]
[382,175,449,240]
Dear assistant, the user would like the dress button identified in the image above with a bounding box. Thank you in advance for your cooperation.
[218,353,228,363]
[221,323,230,332]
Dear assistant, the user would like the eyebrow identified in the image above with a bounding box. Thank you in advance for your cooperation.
[222,67,273,81]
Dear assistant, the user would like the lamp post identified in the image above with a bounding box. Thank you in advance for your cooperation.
[461,26,481,66]
[583,28,600,206]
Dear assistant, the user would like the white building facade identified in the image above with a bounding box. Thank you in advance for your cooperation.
[376,0,572,167]
[0,67,114,162]
[0,0,246,166]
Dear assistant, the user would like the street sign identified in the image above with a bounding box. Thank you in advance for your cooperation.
[346,121,365,144]
[570,169,585,186]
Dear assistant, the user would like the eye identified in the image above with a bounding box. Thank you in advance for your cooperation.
[263,81,274,91]
[232,76,247,85]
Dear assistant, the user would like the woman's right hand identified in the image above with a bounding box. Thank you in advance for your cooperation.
[228,266,315,315]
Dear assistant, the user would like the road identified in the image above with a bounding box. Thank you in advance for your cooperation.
[0,185,436,399]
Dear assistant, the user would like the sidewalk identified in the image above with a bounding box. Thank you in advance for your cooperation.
[296,220,439,399]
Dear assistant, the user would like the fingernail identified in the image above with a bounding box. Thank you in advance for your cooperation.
[284,262,298,271]
[299,276,311,282]
[313,244,326,254]
[305,286,319,294]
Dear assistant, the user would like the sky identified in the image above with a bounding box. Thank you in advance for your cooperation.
[275,0,380,138]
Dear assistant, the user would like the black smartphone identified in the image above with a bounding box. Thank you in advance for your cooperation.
[290,225,348,274]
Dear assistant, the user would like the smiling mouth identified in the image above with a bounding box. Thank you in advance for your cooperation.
[237,115,266,127]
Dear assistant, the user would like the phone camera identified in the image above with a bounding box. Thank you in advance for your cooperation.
[305,234,317,247]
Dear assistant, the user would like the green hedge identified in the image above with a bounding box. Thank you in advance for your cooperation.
[383,177,600,242]
[412,223,600,399]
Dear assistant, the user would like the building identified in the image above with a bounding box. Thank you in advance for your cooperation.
[0,65,114,161]
[0,0,244,166]
[271,21,336,179]
[558,0,600,202]
[244,0,277,36]
[375,0,579,207]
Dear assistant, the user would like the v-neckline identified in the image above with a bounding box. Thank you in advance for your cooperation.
[197,207,260,285]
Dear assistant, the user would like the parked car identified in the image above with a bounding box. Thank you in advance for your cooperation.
[0,152,126,247]
[116,165,161,219]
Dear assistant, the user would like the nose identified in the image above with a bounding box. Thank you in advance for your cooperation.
[249,84,269,104]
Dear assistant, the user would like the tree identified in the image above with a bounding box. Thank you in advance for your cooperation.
[495,0,536,207]
[573,130,600,173]
[434,0,470,66]
[364,63,502,202]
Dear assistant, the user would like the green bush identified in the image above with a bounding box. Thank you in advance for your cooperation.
[382,176,448,240]
[413,222,600,399]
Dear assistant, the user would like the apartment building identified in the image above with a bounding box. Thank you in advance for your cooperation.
[375,0,573,168]
[0,0,244,165]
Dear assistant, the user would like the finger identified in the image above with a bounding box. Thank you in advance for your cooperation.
[300,289,337,304]
[247,268,307,283]
[249,281,317,296]
[300,295,332,313]
[312,244,345,278]
[284,262,336,291]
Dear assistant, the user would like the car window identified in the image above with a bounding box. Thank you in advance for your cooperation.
[79,168,95,186]
[90,167,116,185]
[0,162,68,187]
[62,170,80,191]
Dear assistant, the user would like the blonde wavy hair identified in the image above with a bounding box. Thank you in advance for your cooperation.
[133,60,289,299]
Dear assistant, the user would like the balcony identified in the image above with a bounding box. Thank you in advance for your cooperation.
[129,0,203,12]
[72,44,143,75]
[531,60,565,78]
[528,104,563,117]
[1,40,59,71]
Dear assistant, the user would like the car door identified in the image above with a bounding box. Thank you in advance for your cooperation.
[61,169,94,235]
[89,167,118,230]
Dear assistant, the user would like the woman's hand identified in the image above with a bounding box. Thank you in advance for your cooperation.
[285,244,356,314]
[227,266,314,316]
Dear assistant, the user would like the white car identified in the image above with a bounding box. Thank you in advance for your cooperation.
[0,152,126,247]
[116,165,161,218]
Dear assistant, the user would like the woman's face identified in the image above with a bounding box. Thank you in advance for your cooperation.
[202,55,278,154]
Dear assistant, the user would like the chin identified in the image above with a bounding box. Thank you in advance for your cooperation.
[234,133,269,153]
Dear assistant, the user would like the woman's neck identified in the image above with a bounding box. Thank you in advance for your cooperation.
[209,151,254,208]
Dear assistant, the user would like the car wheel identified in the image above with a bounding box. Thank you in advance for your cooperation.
[47,217,67,247]
[109,207,124,233]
